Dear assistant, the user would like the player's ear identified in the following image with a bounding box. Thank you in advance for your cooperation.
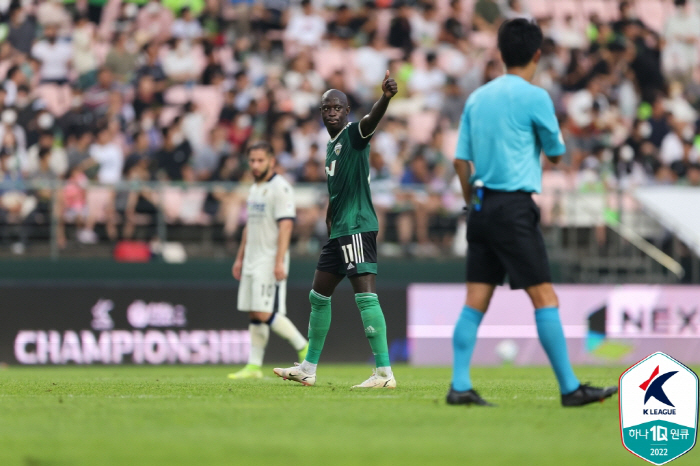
[532,49,542,65]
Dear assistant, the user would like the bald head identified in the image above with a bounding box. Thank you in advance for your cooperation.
[321,89,348,106]
[320,89,350,136]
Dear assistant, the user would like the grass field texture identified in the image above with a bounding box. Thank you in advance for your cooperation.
[1,364,697,466]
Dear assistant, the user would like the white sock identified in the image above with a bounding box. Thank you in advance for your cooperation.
[300,360,317,375]
[248,321,269,367]
[377,366,393,378]
[269,314,307,351]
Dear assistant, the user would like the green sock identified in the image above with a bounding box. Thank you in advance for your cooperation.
[355,293,391,367]
[306,290,331,364]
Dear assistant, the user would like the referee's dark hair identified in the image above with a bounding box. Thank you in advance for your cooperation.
[497,18,544,68]
[247,140,274,157]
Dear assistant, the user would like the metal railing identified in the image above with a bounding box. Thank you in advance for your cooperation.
[0,179,697,283]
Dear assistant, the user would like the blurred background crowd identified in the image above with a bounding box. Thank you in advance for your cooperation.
[0,0,699,258]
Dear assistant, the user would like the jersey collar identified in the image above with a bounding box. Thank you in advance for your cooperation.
[328,122,351,144]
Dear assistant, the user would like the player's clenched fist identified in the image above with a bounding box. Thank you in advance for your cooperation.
[382,70,398,99]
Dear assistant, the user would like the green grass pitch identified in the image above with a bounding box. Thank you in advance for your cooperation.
[1,364,697,466]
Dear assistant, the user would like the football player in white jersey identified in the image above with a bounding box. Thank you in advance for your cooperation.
[228,141,309,379]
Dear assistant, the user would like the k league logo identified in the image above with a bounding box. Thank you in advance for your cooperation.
[620,352,699,465]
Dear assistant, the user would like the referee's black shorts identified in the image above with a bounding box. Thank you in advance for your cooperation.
[466,189,551,289]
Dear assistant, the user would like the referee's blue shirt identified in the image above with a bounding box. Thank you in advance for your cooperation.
[454,74,565,193]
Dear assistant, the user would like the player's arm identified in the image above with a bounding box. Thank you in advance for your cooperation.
[232,225,246,280]
[325,200,332,236]
[274,219,293,281]
[531,89,565,164]
[358,70,398,138]
[453,100,474,207]
[273,182,296,281]
[454,159,473,207]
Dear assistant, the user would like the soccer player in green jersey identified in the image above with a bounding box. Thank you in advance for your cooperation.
[274,71,398,388]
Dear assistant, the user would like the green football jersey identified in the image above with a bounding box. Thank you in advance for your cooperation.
[325,122,378,239]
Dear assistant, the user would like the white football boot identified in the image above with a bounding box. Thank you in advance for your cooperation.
[352,369,397,388]
[273,363,316,386]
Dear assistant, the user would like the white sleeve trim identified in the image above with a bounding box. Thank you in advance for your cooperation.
[358,121,375,139]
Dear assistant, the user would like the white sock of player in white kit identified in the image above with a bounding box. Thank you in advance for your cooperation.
[248,320,270,367]
[269,314,307,352]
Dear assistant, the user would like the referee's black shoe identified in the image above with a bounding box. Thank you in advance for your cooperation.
[561,383,618,407]
[446,387,495,407]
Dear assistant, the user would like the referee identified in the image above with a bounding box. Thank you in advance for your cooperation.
[447,19,617,407]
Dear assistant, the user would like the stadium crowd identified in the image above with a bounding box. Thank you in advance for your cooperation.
[0,0,699,256]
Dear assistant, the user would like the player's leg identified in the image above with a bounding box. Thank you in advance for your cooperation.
[228,276,265,379]
[265,281,309,361]
[524,282,580,394]
[447,209,504,406]
[450,282,495,388]
[344,232,395,388]
[274,238,345,385]
[500,196,616,405]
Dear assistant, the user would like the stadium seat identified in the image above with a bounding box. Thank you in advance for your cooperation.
[442,129,459,159]
[529,0,550,19]
[468,31,496,50]
[162,187,183,223]
[191,86,223,132]
[407,111,439,145]
[164,86,191,105]
[35,84,72,117]
[178,188,209,225]
[581,0,613,22]
[86,187,114,224]
[636,0,667,33]
[375,9,393,43]
[535,170,573,226]
[159,106,182,128]
[312,46,348,80]
[552,0,581,24]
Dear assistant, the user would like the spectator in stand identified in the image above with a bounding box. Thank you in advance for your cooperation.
[201,43,225,86]
[3,65,26,107]
[0,109,27,167]
[133,75,165,120]
[647,93,671,148]
[171,7,203,41]
[662,0,700,86]
[135,42,168,91]
[409,51,447,110]
[194,125,231,181]
[31,24,72,85]
[162,38,200,85]
[473,0,502,32]
[504,0,532,20]
[7,5,37,56]
[411,2,440,49]
[80,125,123,243]
[83,68,118,116]
[136,0,175,44]
[156,123,192,181]
[72,13,99,88]
[388,2,414,59]
[25,131,68,178]
[327,5,358,42]
[284,0,327,54]
[105,32,139,85]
